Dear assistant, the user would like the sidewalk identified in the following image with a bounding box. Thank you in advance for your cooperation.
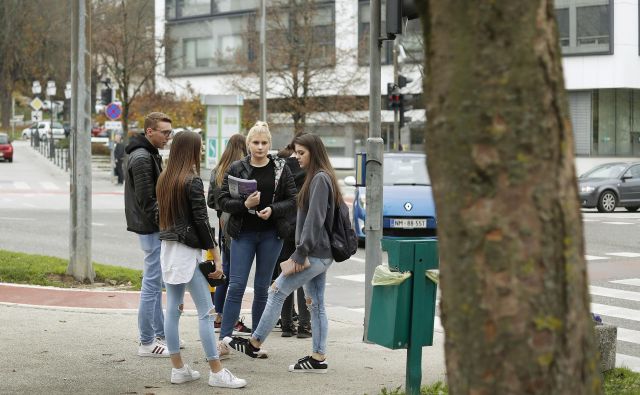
[0,283,446,395]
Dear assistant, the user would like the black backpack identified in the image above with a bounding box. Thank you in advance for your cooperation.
[325,199,358,262]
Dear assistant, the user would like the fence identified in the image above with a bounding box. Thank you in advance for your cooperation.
[31,135,70,172]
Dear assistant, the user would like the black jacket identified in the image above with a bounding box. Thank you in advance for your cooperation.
[207,165,223,215]
[217,154,297,239]
[278,156,306,260]
[159,176,217,250]
[124,134,163,234]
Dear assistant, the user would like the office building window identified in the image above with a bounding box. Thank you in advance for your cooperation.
[554,0,612,55]
[166,14,256,76]
[592,89,640,156]
[165,0,259,21]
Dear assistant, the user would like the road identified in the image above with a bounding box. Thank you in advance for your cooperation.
[1,140,639,371]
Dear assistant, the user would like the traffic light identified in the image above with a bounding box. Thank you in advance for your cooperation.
[101,88,112,105]
[386,0,419,38]
[399,94,413,127]
[387,83,400,110]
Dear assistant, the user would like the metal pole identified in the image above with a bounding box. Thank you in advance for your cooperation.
[392,40,399,151]
[68,0,94,282]
[364,0,384,340]
[259,0,267,121]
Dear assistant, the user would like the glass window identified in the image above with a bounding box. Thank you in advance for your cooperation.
[383,155,430,185]
[577,5,610,46]
[179,0,211,18]
[554,0,611,55]
[556,8,570,47]
[0,135,8,144]
[166,14,256,75]
[592,89,640,156]
[359,1,392,65]
[165,0,259,20]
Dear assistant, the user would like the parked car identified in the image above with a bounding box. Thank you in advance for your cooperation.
[0,133,13,162]
[91,124,108,137]
[578,162,640,213]
[345,152,437,241]
[21,121,65,140]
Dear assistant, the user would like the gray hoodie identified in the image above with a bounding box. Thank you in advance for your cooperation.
[291,172,335,264]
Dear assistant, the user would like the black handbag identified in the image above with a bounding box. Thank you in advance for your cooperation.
[198,260,226,287]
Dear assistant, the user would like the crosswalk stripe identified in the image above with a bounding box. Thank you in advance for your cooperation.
[590,286,640,302]
[606,252,640,258]
[616,353,640,372]
[348,256,365,263]
[602,222,634,225]
[585,255,608,261]
[618,328,640,344]
[335,274,365,283]
[40,182,59,190]
[14,182,29,189]
[591,303,640,322]
[611,279,640,287]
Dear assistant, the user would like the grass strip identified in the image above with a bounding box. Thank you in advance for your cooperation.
[0,249,141,290]
[378,368,640,394]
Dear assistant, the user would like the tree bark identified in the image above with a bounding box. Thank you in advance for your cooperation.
[419,1,602,393]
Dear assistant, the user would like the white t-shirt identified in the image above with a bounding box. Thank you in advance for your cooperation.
[160,240,203,284]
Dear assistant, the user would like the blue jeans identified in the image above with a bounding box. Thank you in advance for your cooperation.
[164,269,219,360]
[252,256,333,355]
[138,233,164,345]
[220,229,283,339]
[213,242,230,314]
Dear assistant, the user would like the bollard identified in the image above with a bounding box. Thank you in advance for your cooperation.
[367,238,438,395]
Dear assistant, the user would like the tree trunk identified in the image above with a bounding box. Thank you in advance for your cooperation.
[419,1,602,394]
[0,84,11,130]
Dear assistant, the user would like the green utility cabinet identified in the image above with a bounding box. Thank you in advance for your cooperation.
[367,238,439,395]
[367,238,439,349]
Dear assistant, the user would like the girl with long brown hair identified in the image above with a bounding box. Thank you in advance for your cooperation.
[157,131,246,388]
[224,133,339,374]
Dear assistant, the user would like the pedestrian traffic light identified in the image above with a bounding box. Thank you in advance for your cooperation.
[399,94,413,127]
[386,0,419,38]
[101,88,112,105]
[387,83,401,110]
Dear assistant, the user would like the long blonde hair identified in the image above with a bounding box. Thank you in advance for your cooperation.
[157,131,202,229]
[215,134,247,186]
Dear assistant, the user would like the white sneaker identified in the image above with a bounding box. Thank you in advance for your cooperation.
[138,340,170,358]
[156,337,186,349]
[217,340,231,360]
[171,364,200,384]
[208,368,247,389]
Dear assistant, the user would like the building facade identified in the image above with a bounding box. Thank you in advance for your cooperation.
[155,0,640,167]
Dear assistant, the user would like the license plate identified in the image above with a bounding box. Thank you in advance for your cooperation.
[391,218,427,229]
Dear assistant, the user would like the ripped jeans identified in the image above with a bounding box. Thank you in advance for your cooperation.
[252,256,333,355]
[164,269,219,360]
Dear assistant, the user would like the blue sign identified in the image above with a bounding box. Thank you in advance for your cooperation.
[105,102,122,120]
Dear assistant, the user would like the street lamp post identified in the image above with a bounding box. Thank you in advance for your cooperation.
[32,81,42,147]
[64,82,72,131]
[46,80,57,158]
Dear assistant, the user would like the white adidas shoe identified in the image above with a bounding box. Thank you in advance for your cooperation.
[171,364,200,384]
[138,340,170,358]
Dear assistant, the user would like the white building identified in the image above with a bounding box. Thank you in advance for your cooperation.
[155,0,640,170]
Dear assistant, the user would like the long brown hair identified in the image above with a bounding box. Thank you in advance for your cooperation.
[157,131,202,229]
[294,133,343,208]
[215,134,247,186]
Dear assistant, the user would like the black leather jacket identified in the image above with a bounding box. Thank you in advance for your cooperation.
[124,135,163,234]
[159,176,217,250]
[217,154,297,239]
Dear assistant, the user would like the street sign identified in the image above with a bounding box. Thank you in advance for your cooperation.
[31,111,43,122]
[105,102,122,120]
[30,97,43,111]
[105,121,122,130]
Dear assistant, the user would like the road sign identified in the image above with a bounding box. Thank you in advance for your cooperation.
[105,121,122,130]
[105,102,122,120]
[30,97,43,111]
[31,111,43,122]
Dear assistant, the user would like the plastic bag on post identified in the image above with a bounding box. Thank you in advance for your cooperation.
[425,269,439,285]
[371,265,411,286]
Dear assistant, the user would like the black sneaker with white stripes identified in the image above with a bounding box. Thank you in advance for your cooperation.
[222,336,260,358]
[288,355,328,373]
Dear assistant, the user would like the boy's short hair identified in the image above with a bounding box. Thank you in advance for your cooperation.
[143,112,172,132]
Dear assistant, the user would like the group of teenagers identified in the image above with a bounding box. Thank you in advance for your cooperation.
[124,112,343,389]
